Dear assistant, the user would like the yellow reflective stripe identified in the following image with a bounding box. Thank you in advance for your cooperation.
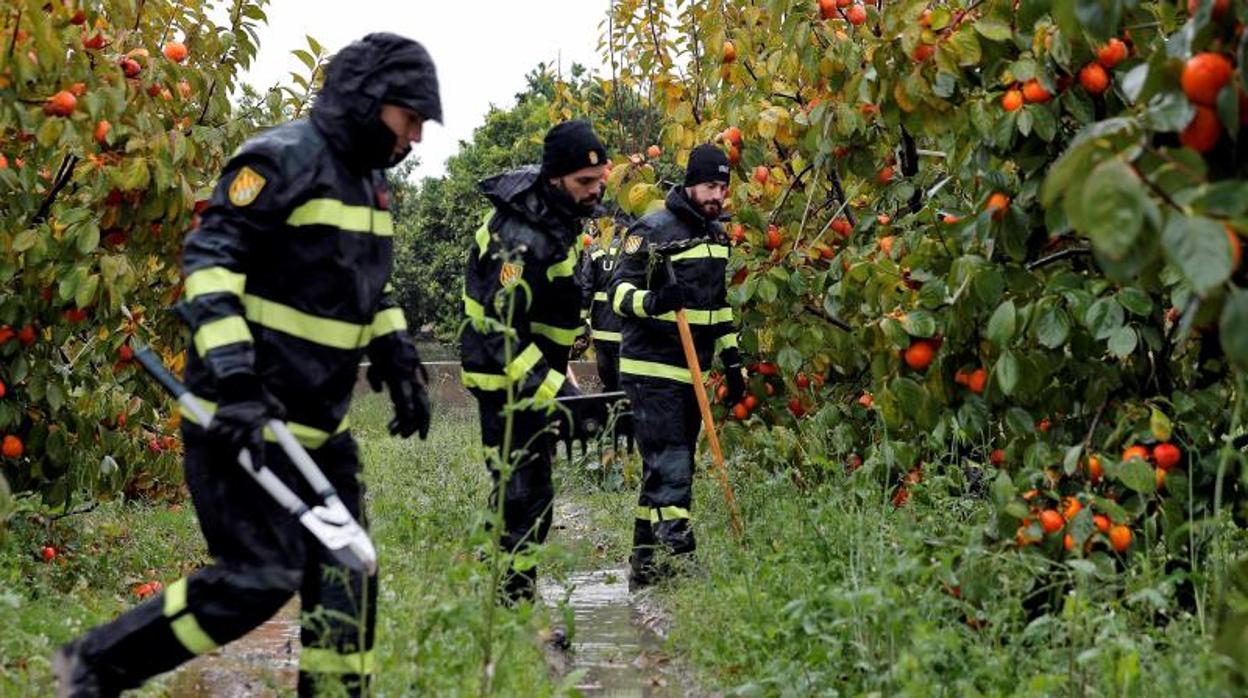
[632,289,649,318]
[580,308,590,320]
[287,199,393,236]
[164,578,219,656]
[164,577,189,616]
[636,506,692,523]
[613,283,637,315]
[590,249,605,260]
[593,291,609,302]
[383,282,394,294]
[535,370,565,402]
[619,357,692,384]
[670,243,729,261]
[503,343,543,382]
[475,220,491,259]
[593,330,622,343]
[242,295,370,350]
[653,307,735,325]
[179,396,349,449]
[370,307,407,338]
[530,322,582,346]
[193,316,253,356]
[299,647,375,675]
[184,266,246,300]
[547,244,579,281]
[462,370,506,391]
[715,333,739,351]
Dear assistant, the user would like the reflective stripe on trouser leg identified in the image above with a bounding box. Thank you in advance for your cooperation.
[477,395,555,603]
[623,377,699,557]
[296,436,376,698]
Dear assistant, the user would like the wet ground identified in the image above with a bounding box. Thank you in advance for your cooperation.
[164,601,299,696]
[539,568,684,697]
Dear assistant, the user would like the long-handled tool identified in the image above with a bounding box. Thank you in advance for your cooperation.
[654,243,744,537]
[123,311,377,574]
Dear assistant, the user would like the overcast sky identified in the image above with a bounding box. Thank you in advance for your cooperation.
[236,0,610,182]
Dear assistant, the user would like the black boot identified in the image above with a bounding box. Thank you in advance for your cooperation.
[629,517,659,590]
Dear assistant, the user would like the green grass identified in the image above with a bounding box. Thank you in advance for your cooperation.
[2,396,1243,696]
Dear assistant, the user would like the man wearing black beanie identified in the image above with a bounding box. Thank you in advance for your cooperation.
[608,143,744,588]
[460,119,608,603]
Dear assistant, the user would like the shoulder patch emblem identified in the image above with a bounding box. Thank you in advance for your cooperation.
[623,234,644,254]
[499,261,524,287]
[228,166,266,207]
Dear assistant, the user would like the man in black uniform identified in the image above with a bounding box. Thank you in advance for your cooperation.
[460,120,607,602]
[54,33,437,697]
[609,144,743,587]
[576,214,629,390]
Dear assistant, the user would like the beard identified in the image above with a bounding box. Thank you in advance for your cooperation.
[696,199,722,219]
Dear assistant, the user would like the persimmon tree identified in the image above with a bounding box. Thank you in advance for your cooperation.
[0,0,319,508]
[574,0,1248,603]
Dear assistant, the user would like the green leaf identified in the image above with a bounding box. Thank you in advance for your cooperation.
[987,300,1017,348]
[992,471,1017,508]
[74,274,99,310]
[1161,213,1233,296]
[1085,297,1124,340]
[1118,456,1156,494]
[1081,159,1146,261]
[291,49,316,71]
[900,310,937,338]
[1220,289,1248,369]
[950,26,982,66]
[1108,326,1137,358]
[12,229,40,252]
[996,351,1020,396]
[1150,407,1172,442]
[74,221,100,255]
[973,19,1014,42]
[756,277,778,303]
[1035,305,1072,349]
[777,346,803,376]
[1116,288,1153,316]
[1074,0,1122,43]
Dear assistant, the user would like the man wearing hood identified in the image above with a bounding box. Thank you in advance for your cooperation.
[53,33,439,697]
[460,119,607,603]
[609,144,744,588]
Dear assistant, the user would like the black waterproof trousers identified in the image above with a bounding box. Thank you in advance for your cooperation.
[71,426,376,696]
[621,375,701,584]
[476,395,556,603]
[595,340,620,392]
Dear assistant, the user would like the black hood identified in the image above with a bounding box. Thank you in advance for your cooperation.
[311,33,441,172]
[479,166,591,243]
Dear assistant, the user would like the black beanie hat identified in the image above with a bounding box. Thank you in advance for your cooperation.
[684,144,731,187]
[542,120,607,177]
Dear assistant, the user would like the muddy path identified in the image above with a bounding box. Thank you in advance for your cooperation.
[163,601,299,697]
[542,501,697,697]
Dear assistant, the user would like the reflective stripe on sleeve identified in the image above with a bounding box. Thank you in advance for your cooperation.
[286,199,394,236]
[184,266,246,300]
[192,316,253,356]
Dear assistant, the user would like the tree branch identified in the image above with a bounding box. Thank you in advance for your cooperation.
[803,304,853,333]
[769,164,813,225]
[31,155,79,225]
[1025,246,1090,271]
[7,6,21,61]
[900,126,922,214]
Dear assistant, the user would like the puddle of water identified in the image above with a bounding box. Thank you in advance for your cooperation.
[540,568,684,698]
[165,601,299,697]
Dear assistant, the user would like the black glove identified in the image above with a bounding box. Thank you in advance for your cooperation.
[209,373,283,469]
[646,283,685,315]
[571,328,591,359]
[368,361,431,439]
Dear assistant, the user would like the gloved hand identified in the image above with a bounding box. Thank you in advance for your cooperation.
[721,347,746,405]
[571,328,591,359]
[210,373,284,469]
[645,283,685,316]
[368,361,431,439]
